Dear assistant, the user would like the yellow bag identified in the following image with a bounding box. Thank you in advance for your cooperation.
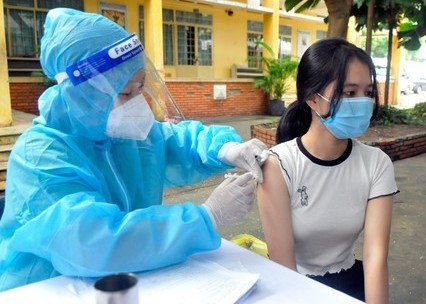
[230,234,269,258]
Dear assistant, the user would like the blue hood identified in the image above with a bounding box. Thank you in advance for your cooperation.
[37,8,144,141]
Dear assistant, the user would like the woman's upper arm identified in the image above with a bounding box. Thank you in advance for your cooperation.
[363,195,393,259]
[362,195,393,303]
[257,155,296,270]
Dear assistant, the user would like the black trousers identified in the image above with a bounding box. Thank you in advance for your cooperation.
[308,260,365,302]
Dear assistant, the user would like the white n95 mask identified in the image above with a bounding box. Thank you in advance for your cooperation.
[106,94,155,141]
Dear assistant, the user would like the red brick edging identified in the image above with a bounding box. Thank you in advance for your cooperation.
[251,124,426,161]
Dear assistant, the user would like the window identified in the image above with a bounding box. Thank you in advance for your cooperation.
[140,8,212,67]
[316,30,327,41]
[4,0,83,57]
[197,27,212,66]
[279,25,292,57]
[163,9,174,65]
[139,6,174,66]
[176,10,212,66]
[247,20,263,68]
[177,25,195,65]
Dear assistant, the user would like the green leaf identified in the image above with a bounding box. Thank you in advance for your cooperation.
[398,36,421,50]
[354,0,367,9]
[252,41,299,100]
[255,40,275,57]
[284,0,302,11]
[295,0,320,13]
[399,21,417,32]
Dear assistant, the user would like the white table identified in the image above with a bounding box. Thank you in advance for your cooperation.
[0,239,363,303]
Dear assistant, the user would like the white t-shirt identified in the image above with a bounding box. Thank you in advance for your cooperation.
[270,137,399,276]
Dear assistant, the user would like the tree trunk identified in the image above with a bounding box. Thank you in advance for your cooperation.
[324,0,353,38]
[365,0,375,55]
[383,4,399,107]
[385,21,394,107]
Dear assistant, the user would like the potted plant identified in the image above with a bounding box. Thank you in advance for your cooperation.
[253,40,299,116]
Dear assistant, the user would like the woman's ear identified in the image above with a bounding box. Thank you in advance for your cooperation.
[305,94,319,111]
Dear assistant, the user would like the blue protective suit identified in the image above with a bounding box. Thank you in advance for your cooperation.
[0,8,241,291]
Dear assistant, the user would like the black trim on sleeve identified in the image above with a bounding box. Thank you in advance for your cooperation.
[270,150,291,182]
[368,190,400,201]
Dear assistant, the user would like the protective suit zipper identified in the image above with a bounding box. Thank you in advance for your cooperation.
[105,150,130,212]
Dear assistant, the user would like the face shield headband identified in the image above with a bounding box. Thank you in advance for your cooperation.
[55,33,142,86]
[55,33,185,124]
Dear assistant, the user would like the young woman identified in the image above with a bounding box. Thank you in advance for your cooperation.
[258,38,399,303]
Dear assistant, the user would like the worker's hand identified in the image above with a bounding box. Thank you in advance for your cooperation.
[203,172,255,228]
[218,139,268,183]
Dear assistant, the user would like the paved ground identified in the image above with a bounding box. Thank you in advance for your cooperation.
[164,114,426,304]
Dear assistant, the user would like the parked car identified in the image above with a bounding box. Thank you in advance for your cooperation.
[373,58,413,95]
[399,70,414,95]
[413,77,426,94]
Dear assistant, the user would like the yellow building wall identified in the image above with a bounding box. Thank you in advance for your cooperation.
[0,1,12,127]
[214,10,249,79]
[278,16,327,93]
[14,2,411,113]
[2,0,328,118]
[2,0,410,122]
[391,35,404,105]
[147,1,327,80]
[263,0,280,59]
[281,17,328,58]
[84,0,140,35]
[159,2,260,79]
[52,0,327,82]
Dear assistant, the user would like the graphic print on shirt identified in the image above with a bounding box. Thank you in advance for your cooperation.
[297,186,309,206]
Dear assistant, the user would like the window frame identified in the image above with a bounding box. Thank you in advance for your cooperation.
[162,8,174,66]
[175,10,213,67]
[278,24,292,57]
[247,20,263,68]
[4,0,83,59]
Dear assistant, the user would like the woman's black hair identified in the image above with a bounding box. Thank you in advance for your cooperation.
[276,38,379,144]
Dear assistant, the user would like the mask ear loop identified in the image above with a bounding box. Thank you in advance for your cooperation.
[316,93,330,103]
[315,93,334,120]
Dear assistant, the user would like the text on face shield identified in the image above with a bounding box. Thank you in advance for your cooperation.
[108,36,142,59]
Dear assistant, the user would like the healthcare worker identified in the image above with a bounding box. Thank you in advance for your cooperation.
[0,8,267,291]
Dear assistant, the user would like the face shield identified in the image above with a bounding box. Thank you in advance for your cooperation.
[55,33,184,141]
[142,55,185,124]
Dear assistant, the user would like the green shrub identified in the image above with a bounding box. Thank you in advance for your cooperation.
[372,103,426,126]
[253,40,299,101]
[372,105,409,126]
[410,102,426,124]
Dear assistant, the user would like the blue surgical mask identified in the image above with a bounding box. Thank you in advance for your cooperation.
[316,95,374,139]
